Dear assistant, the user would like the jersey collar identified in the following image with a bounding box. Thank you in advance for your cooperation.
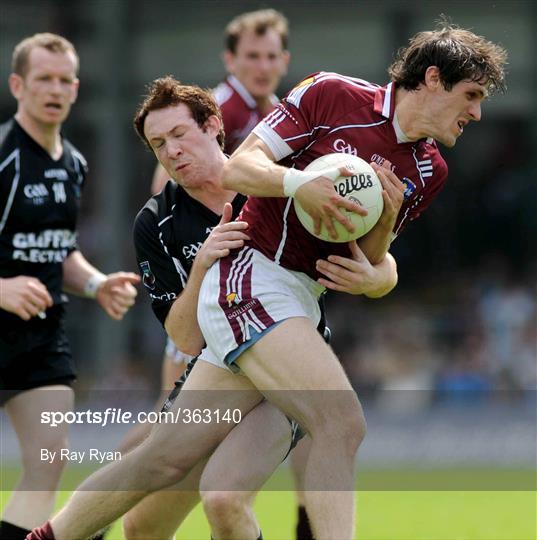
[373,82,395,120]
[374,82,434,145]
[227,75,277,111]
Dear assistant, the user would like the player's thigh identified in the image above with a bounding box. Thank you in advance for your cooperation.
[200,399,292,493]
[5,384,74,458]
[236,317,360,430]
[146,360,264,466]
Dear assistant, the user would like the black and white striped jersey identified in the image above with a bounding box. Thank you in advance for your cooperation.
[133,180,246,325]
[0,118,87,309]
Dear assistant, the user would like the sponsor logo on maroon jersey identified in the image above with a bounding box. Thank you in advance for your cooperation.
[371,153,396,172]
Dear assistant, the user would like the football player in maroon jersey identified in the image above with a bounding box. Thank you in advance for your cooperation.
[26,76,396,540]
[28,21,506,540]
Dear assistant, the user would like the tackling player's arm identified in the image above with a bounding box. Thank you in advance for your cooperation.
[62,250,139,320]
[317,243,398,299]
[224,134,367,240]
[164,203,249,355]
[163,266,205,356]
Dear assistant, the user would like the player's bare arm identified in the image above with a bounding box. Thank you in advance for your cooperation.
[62,250,139,320]
[225,134,367,240]
[357,163,405,264]
[164,203,249,355]
[0,275,53,320]
[316,244,397,298]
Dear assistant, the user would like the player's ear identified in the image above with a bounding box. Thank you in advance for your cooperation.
[8,73,23,100]
[204,115,222,138]
[222,50,235,74]
[281,50,291,75]
[70,77,80,104]
[424,66,442,90]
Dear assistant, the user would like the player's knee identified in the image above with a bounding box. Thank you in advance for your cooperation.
[201,490,249,534]
[309,394,366,453]
[21,434,69,483]
[135,439,193,489]
[123,512,162,540]
[145,458,190,489]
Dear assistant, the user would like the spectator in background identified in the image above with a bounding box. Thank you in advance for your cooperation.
[151,8,290,193]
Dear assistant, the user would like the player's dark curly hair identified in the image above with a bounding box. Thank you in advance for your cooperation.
[134,76,225,149]
[388,18,507,94]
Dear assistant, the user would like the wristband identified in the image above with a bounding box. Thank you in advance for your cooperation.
[84,273,107,299]
[283,167,340,197]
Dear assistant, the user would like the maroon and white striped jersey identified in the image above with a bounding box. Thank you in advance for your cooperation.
[240,71,448,280]
[213,75,279,155]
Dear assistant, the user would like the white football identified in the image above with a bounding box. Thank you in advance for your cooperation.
[293,153,384,242]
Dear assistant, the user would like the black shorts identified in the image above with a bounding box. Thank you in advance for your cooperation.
[0,305,76,405]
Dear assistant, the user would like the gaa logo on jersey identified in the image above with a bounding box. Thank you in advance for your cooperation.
[401,177,416,199]
[140,261,156,290]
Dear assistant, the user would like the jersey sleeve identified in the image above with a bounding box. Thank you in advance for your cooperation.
[253,72,351,161]
[133,207,184,325]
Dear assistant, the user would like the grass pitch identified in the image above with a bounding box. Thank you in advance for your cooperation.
[1,468,535,539]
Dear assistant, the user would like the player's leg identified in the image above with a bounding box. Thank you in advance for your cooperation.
[1,385,74,532]
[116,346,187,455]
[290,436,314,540]
[122,460,205,540]
[113,347,189,539]
[200,399,292,540]
[236,317,366,540]
[121,351,196,540]
[46,361,263,540]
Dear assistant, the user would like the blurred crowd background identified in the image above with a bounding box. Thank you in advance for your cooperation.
[1,0,535,412]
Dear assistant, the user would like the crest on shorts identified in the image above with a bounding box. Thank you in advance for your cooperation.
[226,292,241,307]
[140,261,156,290]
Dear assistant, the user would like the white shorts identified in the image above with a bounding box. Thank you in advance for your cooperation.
[164,337,194,366]
[197,247,325,372]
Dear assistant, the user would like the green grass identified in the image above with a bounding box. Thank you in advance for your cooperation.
[1,468,535,539]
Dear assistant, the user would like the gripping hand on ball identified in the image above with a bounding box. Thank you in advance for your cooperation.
[294,165,368,240]
[371,161,405,231]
